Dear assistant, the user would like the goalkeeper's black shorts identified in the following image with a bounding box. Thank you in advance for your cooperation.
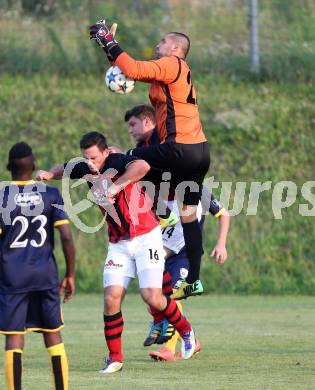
[127,141,210,205]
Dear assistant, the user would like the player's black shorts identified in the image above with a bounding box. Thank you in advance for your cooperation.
[129,141,210,205]
[165,249,189,286]
[0,288,64,334]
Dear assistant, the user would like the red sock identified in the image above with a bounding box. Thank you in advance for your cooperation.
[162,296,191,336]
[148,306,164,323]
[104,312,124,362]
[162,271,173,296]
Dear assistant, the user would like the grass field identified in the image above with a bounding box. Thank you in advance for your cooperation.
[1,1,315,296]
[1,72,315,295]
[1,294,315,389]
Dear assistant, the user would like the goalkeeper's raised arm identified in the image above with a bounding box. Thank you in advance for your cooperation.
[89,20,184,83]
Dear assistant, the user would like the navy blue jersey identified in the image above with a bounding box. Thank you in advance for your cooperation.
[0,181,69,293]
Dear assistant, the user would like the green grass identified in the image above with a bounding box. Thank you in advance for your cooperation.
[1,1,315,294]
[1,294,315,389]
[1,1,315,81]
[1,72,314,294]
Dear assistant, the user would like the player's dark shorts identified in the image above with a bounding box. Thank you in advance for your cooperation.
[165,249,189,286]
[129,142,210,205]
[0,288,64,334]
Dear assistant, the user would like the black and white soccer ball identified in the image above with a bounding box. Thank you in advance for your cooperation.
[105,66,135,95]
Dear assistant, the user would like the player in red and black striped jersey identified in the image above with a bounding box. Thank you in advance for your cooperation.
[37,131,198,373]
[64,152,159,243]
[1,142,75,390]
[89,21,211,299]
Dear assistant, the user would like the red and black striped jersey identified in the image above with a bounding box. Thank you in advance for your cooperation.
[114,53,207,144]
[0,181,69,293]
[65,153,159,243]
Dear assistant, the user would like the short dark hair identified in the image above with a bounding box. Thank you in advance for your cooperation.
[7,142,35,173]
[124,104,156,124]
[168,32,190,57]
[79,131,108,151]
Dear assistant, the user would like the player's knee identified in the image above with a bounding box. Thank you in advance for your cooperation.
[5,334,24,351]
[180,204,198,223]
[180,213,197,223]
[104,294,121,313]
[140,289,150,305]
[43,331,62,348]
[141,290,165,311]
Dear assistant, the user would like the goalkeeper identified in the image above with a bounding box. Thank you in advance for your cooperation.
[90,21,211,300]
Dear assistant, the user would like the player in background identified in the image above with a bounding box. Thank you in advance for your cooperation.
[89,21,210,300]
[36,131,197,374]
[123,104,179,228]
[150,198,229,360]
[0,143,75,390]
[124,104,230,360]
[124,104,159,150]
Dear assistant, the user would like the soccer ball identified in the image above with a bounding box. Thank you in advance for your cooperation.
[105,66,135,95]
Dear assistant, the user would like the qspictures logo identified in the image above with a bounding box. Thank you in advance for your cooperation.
[52,157,315,234]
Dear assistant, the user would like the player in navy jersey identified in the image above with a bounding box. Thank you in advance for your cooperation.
[0,143,75,390]
[149,196,229,360]
[37,131,197,374]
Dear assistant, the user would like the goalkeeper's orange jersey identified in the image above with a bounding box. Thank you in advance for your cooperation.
[114,53,207,144]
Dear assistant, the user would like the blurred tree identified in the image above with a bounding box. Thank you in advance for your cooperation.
[21,0,57,15]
